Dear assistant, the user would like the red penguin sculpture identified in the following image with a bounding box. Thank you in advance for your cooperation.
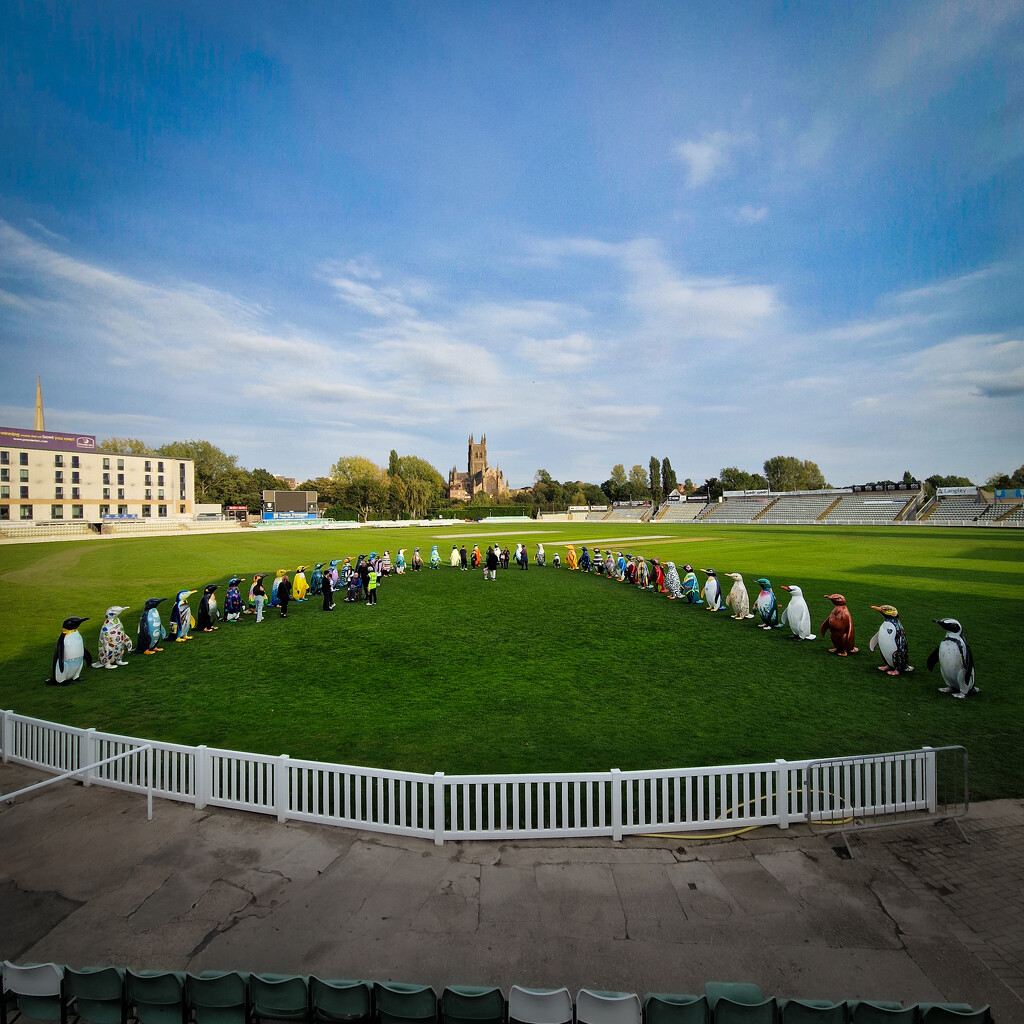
[820,594,858,656]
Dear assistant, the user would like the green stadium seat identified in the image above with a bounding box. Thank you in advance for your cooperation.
[777,999,844,1024]
[575,990,642,1024]
[1,962,69,1024]
[642,992,709,1024]
[506,988,572,1024]
[126,970,187,1024]
[65,968,127,1024]
[186,972,251,1024]
[440,987,505,1024]
[250,976,309,1023]
[918,1006,992,1023]
[372,984,438,1024]
[309,980,371,1024]
[847,1003,914,1023]
[702,984,776,1024]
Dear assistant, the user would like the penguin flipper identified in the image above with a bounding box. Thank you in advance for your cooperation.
[84,646,93,666]
[869,632,879,652]
[926,647,939,672]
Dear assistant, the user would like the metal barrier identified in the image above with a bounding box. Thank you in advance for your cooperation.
[805,745,968,856]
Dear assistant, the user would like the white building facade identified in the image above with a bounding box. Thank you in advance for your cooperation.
[0,426,195,524]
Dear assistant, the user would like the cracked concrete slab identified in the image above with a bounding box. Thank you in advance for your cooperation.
[1,764,1021,1022]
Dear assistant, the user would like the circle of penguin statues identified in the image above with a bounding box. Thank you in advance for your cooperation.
[45,545,979,700]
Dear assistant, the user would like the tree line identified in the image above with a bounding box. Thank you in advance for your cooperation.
[98,437,1022,519]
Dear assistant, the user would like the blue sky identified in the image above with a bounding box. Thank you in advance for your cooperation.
[1,0,1021,488]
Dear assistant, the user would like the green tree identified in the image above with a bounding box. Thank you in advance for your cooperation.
[648,456,663,504]
[295,475,338,505]
[99,436,155,455]
[628,464,650,500]
[720,466,768,491]
[157,439,240,503]
[924,473,974,495]
[661,457,678,496]
[984,464,1024,489]
[581,483,607,505]
[388,449,400,477]
[763,455,827,492]
[683,477,694,493]
[331,455,388,485]
[704,476,723,500]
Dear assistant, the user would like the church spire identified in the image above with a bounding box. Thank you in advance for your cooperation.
[34,376,45,431]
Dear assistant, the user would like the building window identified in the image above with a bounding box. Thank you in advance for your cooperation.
[71,471,80,483]
[20,505,33,520]
[102,472,110,484]
[180,464,186,498]
[117,459,124,470]
[20,469,28,482]
[20,452,28,465]
[145,489,152,499]
[103,487,110,499]
[20,486,28,499]
[117,473,124,485]
[54,487,63,499]
[117,504,127,515]
[158,504,167,517]
[179,504,185,514]
[158,475,164,486]
[54,454,64,467]
[54,471,63,483]
[145,460,151,471]
[71,487,80,499]
[145,474,152,485]
[0,468,7,481]
[71,456,79,468]
[158,461,164,472]
[51,505,63,519]
[0,506,8,520]
[0,485,8,498]
[142,505,152,518]
[158,488,164,499]
[72,505,83,519]
[102,457,110,470]
[0,451,8,464]
[99,504,110,517]
[117,488,125,500]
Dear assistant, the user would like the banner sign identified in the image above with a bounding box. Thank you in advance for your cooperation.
[937,486,978,497]
[262,511,319,521]
[0,426,97,451]
[723,489,771,498]
[995,489,1024,500]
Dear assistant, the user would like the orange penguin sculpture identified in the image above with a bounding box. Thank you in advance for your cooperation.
[820,594,858,655]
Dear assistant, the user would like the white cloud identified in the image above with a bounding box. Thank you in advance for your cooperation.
[518,333,595,372]
[673,131,735,188]
[736,205,768,224]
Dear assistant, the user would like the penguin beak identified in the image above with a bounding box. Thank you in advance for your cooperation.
[871,605,884,613]
[781,586,791,592]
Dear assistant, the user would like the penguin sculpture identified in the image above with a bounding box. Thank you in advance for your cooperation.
[536,543,546,567]
[780,585,815,640]
[682,565,704,603]
[869,605,913,676]
[430,545,441,568]
[754,579,782,629]
[169,590,197,642]
[636,556,650,589]
[309,564,324,596]
[725,573,754,619]
[663,561,683,599]
[395,549,407,574]
[450,544,461,567]
[927,619,978,698]
[580,546,591,572]
[269,570,287,607]
[702,569,724,611]
[820,594,858,655]
[197,584,220,632]
[552,551,561,569]
[382,551,393,576]
[93,606,133,668]
[566,545,578,570]
[138,598,167,654]
[224,578,245,622]
[292,566,309,601]
[46,616,92,685]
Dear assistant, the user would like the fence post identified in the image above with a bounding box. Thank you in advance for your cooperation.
[276,754,291,823]
[433,772,445,846]
[923,746,937,814]
[611,768,622,842]
[775,759,789,829]
[82,728,97,787]
[194,745,208,809]
[1,710,10,763]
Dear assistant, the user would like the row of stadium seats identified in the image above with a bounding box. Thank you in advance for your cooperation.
[697,498,773,523]
[756,494,838,524]
[924,499,1024,524]
[656,503,710,522]
[815,495,913,524]
[0,963,992,1024]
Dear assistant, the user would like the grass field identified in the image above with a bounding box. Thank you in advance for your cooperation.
[1,523,1021,799]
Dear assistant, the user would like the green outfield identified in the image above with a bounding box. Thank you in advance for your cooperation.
[1,523,1021,799]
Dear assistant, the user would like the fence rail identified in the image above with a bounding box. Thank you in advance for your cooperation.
[1,711,962,845]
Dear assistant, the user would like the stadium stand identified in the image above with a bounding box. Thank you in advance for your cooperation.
[821,494,916,524]
[697,497,775,523]
[0,521,95,540]
[995,503,1024,523]
[756,493,841,524]
[656,502,711,522]
[923,497,991,524]
[603,505,650,522]
[586,509,611,521]
[0,964,994,1024]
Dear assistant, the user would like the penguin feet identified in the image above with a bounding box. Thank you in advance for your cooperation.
[938,686,955,693]
[116,660,129,666]
[877,665,890,672]
[45,679,59,686]
[105,664,117,670]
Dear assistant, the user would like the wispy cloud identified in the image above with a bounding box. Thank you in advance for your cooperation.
[736,205,768,224]
[673,131,736,188]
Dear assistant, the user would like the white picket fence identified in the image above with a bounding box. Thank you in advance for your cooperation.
[0,710,941,845]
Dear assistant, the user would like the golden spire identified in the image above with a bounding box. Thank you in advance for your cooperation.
[34,376,45,431]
